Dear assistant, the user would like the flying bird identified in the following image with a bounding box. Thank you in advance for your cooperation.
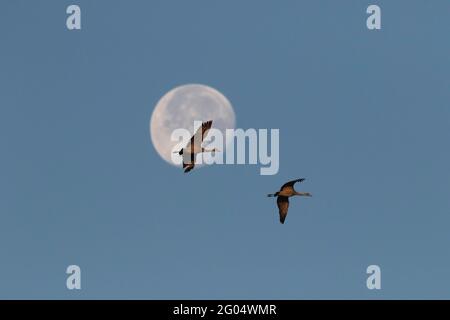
[267,178,312,224]
[176,120,219,173]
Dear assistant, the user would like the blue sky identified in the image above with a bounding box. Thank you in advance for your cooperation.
[1,0,449,299]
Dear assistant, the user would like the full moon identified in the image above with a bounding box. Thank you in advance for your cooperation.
[150,84,236,166]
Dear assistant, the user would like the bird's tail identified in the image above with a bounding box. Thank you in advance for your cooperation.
[267,193,278,197]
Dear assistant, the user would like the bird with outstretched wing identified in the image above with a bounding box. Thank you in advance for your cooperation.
[177,120,215,173]
[268,178,312,224]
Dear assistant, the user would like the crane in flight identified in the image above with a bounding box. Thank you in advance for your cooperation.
[267,178,312,224]
[176,120,219,173]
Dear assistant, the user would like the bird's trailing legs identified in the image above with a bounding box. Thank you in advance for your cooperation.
[295,192,312,197]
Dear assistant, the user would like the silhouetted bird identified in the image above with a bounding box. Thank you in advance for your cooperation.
[267,178,312,224]
[176,120,219,173]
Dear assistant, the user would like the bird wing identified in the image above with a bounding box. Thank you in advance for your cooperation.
[277,196,289,224]
[183,163,195,173]
[185,120,213,151]
[182,153,195,173]
[280,178,305,191]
